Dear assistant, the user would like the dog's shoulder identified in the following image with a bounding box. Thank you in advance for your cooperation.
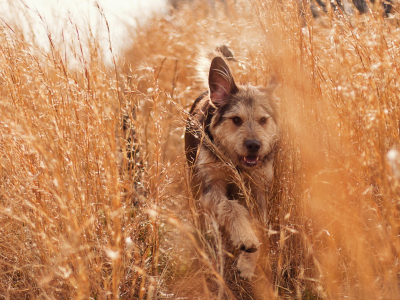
[188,91,210,115]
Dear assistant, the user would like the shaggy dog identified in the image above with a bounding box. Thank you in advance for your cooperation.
[185,48,280,279]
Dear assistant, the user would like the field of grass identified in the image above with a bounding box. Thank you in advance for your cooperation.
[1,0,400,299]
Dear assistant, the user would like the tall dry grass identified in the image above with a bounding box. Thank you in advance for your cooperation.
[1,0,400,299]
[0,4,162,299]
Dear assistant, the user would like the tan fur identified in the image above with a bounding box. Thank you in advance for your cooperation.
[211,86,279,169]
[185,48,279,280]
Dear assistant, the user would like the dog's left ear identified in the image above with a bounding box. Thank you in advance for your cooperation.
[209,57,239,107]
[265,74,280,96]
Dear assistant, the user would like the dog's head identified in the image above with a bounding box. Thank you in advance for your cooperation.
[208,57,279,170]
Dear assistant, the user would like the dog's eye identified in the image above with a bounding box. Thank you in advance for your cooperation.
[259,117,269,125]
[232,117,242,126]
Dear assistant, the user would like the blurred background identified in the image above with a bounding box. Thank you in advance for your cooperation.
[0,0,167,57]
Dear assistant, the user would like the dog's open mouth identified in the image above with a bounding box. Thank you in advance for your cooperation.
[241,155,259,167]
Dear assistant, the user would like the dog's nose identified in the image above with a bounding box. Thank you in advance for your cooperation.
[245,140,261,153]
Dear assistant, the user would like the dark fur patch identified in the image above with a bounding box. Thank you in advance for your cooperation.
[185,91,215,165]
[202,183,212,195]
[211,95,242,128]
[242,96,255,108]
[227,181,240,200]
[211,93,278,129]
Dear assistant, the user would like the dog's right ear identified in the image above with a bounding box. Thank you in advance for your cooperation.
[208,57,238,107]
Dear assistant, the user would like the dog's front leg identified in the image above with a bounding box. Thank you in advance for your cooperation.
[237,250,260,280]
[201,185,260,279]
[202,186,260,251]
[251,164,273,225]
[254,190,268,225]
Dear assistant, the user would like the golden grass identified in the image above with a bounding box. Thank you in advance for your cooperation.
[1,0,400,299]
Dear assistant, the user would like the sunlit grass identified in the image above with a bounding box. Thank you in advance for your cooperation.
[0,0,400,299]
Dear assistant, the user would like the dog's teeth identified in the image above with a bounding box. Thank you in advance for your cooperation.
[243,156,259,163]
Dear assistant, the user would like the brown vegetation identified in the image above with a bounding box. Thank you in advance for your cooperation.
[0,0,400,299]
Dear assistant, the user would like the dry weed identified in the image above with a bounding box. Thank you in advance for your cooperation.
[1,0,400,299]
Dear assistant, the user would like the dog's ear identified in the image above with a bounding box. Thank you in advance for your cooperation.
[265,74,280,95]
[208,57,238,107]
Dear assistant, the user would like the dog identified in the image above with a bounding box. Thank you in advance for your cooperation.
[185,47,280,280]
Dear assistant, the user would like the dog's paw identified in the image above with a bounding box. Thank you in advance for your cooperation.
[237,232,260,253]
[237,251,259,280]
[239,244,258,253]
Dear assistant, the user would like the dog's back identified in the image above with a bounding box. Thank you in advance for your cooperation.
[185,91,212,166]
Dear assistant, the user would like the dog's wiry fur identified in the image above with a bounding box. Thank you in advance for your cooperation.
[185,48,280,280]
